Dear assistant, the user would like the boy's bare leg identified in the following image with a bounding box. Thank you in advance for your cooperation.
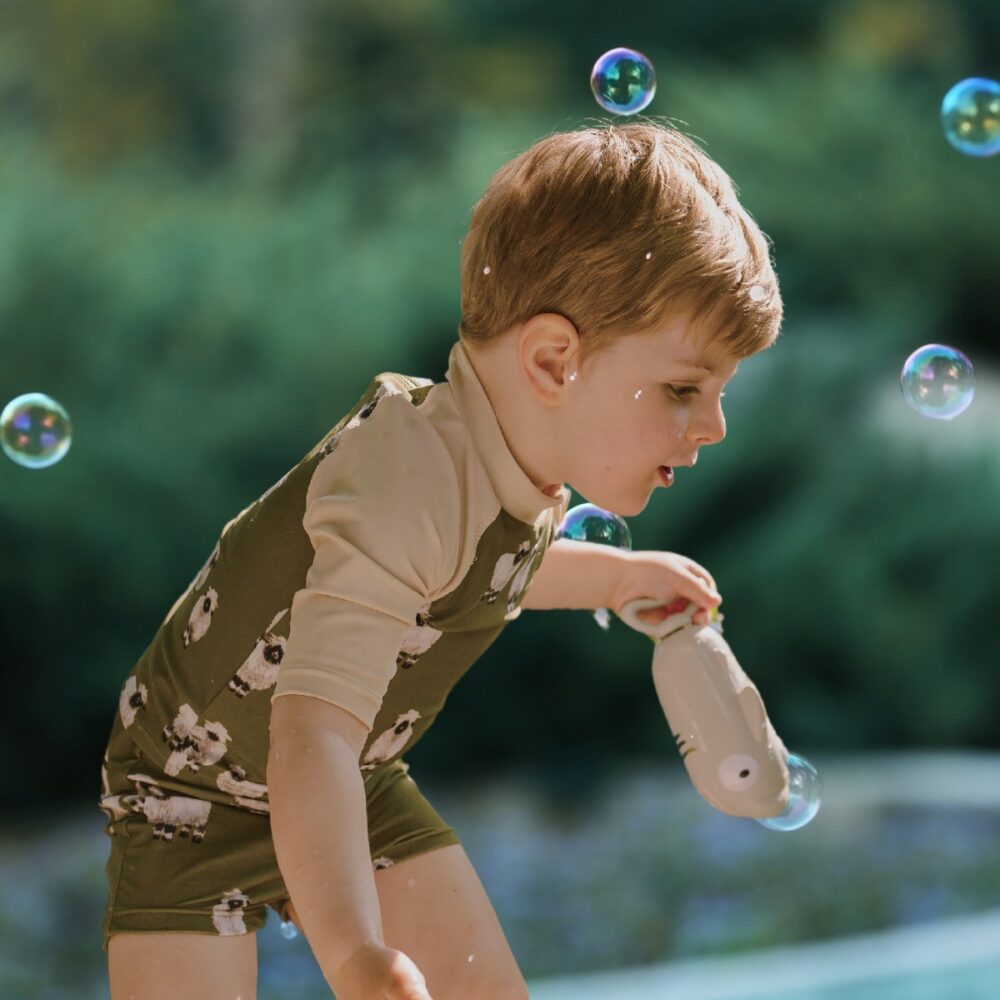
[287,843,527,1000]
[108,930,258,1000]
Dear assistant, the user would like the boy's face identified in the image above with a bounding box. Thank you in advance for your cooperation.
[556,315,740,518]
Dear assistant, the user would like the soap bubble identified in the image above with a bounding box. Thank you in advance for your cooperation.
[941,77,1000,157]
[557,502,632,631]
[756,753,822,832]
[279,919,299,940]
[1,392,73,469]
[590,48,656,116]
[557,502,632,548]
[900,344,975,420]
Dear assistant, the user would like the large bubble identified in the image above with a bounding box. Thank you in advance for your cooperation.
[557,502,632,630]
[557,502,632,548]
[756,753,822,832]
[900,344,975,420]
[1,392,73,469]
[590,48,656,116]
[941,77,1000,157]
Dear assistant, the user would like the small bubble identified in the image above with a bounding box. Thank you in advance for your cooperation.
[749,284,766,302]
[900,343,975,420]
[941,77,1000,157]
[591,48,657,116]
[468,954,475,963]
[568,371,577,382]
[1,392,72,469]
[483,265,492,275]
[634,389,643,400]
[644,251,652,260]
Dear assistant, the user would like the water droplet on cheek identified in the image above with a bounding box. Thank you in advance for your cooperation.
[633,388,643,400]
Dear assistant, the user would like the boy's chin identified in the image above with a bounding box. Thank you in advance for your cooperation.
[574,486,649,519]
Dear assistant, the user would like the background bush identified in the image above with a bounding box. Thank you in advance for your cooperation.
[0,0,998,809]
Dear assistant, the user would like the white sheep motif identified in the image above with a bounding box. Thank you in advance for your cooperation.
[212,889,251,934]
[360,710,421,771]
[118,674,148,729]
[228,608,289,697]
[483,540,532,604]
[162,703,230,776]
[182,587,219,647]
[217,763,270,814]
[396,616,443,669]
[505,534,546,617]
[141,792,213,843]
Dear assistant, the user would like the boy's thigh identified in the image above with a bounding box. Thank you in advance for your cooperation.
[286,843,527,1000]
[376,843,527,1000]
[108,930,257,1000]
[363,765,527,998]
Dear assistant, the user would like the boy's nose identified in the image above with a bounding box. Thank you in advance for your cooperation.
[688,404,726,446]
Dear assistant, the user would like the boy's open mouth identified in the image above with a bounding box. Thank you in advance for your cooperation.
[658,465,674,487]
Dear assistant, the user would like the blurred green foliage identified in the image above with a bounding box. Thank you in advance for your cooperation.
[0,0,998,807]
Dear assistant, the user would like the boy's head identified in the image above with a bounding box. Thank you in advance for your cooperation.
[458,120,782,374]
[457,121,784,517]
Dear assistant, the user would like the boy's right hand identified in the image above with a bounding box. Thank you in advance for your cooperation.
[329,940,435,1000]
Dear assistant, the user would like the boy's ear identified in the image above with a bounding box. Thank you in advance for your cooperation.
[518,313,581,405]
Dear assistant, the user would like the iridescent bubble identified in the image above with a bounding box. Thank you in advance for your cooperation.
[557,502,632,548]
[279,919,299,940]
[557,502,632,632]
[756,753,822,832]
[1,392,73,469]
[590,48,656,116]
[941,77,1000,157]
[900,344,975,420]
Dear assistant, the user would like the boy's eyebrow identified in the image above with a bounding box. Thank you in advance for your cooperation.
[670,358,739,376]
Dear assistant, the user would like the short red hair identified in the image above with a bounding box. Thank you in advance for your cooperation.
[459,120,783,367]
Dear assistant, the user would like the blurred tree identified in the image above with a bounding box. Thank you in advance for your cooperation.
[0,0,998,808]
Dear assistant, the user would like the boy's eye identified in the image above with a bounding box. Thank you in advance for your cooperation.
[664,385,727,401]
[665,384,699,399]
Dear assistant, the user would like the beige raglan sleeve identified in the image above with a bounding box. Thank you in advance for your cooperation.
[271,390,461,730]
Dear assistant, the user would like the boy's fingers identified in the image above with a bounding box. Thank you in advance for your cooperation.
[694,578,722,606]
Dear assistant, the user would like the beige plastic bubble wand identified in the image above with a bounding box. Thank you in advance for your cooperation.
[617,597,821,829]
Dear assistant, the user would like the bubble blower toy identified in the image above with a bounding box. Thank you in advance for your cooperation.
[617,596,821,831]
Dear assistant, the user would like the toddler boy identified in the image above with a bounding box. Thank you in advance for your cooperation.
[100,121,782,1000]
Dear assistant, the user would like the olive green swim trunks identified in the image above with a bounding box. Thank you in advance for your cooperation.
[98,714,460,951]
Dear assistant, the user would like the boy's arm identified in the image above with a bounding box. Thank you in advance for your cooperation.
[519,537,631,611]
[267,693,383,986]
[521,540,722,620]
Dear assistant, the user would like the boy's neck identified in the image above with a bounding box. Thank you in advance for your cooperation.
[460,338,563,499]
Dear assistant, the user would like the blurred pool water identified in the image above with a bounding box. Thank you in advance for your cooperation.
[526,905,1000,998]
